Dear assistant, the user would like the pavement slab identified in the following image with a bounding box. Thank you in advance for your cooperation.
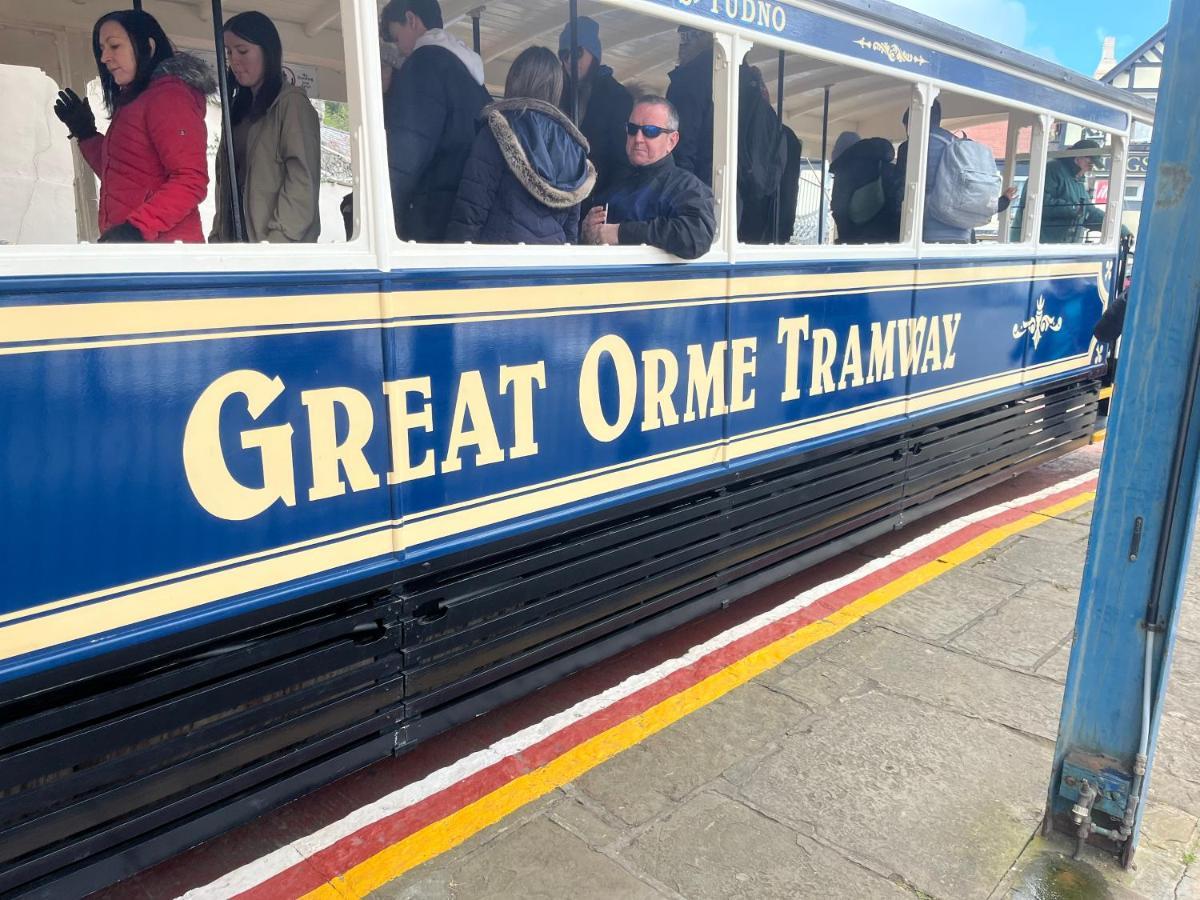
[730,691,1050,900]
[817,626,1064,740]
[574,682,809,826]
[967,535,1087,590]
[619,790,910,900]
[1035,640,1074,683]
[994,832,1187,900]
[866,568,1021,641]
[373,816,664,900]
[950,592,1080,670]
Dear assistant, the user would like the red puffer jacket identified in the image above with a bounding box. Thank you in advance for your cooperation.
[79,54,214,243]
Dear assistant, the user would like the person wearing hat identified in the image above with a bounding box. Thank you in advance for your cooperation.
[557,16,633,199]
[1025,138,1119,243]
[211,11,321,243]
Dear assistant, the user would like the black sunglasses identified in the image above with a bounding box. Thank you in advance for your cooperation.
[626,123,676,138]
[558,47,585,61]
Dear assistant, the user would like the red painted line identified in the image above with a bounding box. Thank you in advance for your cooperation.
[238,474,1096,898]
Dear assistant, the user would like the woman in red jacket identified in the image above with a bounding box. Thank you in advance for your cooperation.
[53,10,214,243]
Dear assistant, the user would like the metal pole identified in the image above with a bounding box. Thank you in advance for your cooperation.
[817,85,830,245]
[132,0,142,9]
[773,50,784,244]
[471,10,481,54]
[568,0,579,124]
[1048,0,1200,867]
[210,0,245,242]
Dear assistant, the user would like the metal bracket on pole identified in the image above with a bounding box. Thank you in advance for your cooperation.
[210,0,245,242]
[1048,0,1200,867]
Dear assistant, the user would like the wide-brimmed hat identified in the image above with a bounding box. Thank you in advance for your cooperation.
[1069,138,1104,167]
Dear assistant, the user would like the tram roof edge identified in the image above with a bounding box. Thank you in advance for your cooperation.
[818,0,1158,119]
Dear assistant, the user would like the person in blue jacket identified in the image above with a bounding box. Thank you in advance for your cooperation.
[446,47,596,244]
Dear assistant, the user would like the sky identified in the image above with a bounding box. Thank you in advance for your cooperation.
[889,0,1171,75]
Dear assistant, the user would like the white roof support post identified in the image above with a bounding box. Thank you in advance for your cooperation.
[900,81,933,249]
[1022,113,1052,248]
[1104,131,1129,244]
[998,112,1023,243]
[714,31,743,263]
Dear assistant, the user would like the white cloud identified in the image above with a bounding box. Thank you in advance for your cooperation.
[888,0,1032,52]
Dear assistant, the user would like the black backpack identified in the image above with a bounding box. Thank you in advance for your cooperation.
[737,67,787,200]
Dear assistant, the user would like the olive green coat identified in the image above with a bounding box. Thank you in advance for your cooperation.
[211,84,322,243]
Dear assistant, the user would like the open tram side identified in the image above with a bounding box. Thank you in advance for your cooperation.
[0,0,1152,894]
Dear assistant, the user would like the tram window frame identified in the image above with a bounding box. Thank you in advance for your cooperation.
[916,87,1040,254]
[0,0,378,277]
[1032,116,1127,251]
[730,41,927,264]
[380,1,734,270]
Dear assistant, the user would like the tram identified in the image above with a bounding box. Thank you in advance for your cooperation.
[0,0,1152,894]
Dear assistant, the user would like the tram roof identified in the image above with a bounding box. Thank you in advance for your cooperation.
[0,0,1155,136]
[823,0,1155,118]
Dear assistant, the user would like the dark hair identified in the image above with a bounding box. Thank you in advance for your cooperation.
[380,0,443,30]
[92,9,174,114]
[224,11,284,124]
[505,47,562,104]
[901,98,942,130]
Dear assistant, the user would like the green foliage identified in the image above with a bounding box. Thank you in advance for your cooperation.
[323,101,350,132]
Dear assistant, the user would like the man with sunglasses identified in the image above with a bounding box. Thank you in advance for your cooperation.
[557,17,633,199]
[582,96,715,260]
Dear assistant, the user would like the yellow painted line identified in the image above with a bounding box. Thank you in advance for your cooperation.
[301,488,1095,899]
[1099,385,1114,401]
[1092,428,1107,444]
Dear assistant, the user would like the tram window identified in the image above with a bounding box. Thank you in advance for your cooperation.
[1027,120,1118,245]
[737,48,915,247]
[381,0,718,255]
[931,91,1032,245]
[0,2,359,247]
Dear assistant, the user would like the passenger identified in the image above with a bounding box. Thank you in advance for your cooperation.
[665,26,714,185]
[52,10,212,243]
[381,0,491,242]
[582,96,716,260]
[736,65,795,244]
[891,100,971,243]
[446,47,596,244]
[557,16,634,199]
[1027,139,1122,243]
[774,126,803,243]
[210,12,321,244]
[830,131,900,244]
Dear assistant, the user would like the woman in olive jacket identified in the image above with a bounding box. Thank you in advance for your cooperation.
[211,11,321,243]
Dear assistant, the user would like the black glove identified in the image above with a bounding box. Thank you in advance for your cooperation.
[53,89,98,141]
[98,222,145,243]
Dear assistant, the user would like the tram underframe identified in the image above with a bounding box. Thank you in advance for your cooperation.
[0,375,1100,897]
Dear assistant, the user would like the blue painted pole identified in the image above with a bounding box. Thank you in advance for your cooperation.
[1049,0,1200,866]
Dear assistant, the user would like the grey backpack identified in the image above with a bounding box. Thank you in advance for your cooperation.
[927,132,1002,229]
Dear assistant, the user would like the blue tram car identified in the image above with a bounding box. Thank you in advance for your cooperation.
[0,0,1151,893]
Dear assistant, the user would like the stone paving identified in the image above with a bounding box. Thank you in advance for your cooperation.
[372,497,1200,900]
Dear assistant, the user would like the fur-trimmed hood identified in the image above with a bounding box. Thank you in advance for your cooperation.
[151,52,217,96]
[485,98,596,209]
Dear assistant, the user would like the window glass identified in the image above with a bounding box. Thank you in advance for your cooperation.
[1040,119,1116,245]
[0,2,357,246]
[931,90,1032,245]
[737,46,916,246]
[380,0,717,256]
